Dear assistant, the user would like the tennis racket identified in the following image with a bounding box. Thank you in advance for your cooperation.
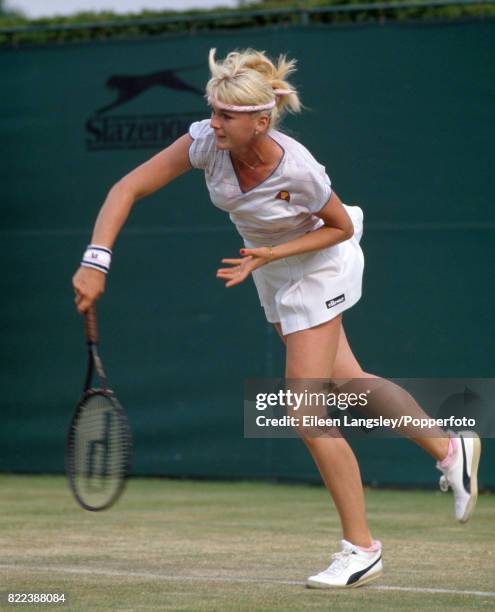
[66,305,132,511]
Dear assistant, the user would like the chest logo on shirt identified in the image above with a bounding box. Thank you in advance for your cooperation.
[276,190,291,203]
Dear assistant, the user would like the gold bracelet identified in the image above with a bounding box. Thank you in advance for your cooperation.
[268,245,274,261]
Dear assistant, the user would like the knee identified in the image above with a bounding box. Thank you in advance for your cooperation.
[298,429,341,448]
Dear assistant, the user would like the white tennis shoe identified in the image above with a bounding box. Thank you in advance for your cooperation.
[306,539,383,589]
[436,430,481,523]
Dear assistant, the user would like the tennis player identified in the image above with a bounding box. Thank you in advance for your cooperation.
[73,48,481,589]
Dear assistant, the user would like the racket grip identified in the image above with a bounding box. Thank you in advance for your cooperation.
[85,305,99,344]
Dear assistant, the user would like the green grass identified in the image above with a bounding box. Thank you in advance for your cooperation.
[0,475,494,611]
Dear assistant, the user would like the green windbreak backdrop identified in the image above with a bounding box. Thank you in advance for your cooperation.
[2,21,494,486]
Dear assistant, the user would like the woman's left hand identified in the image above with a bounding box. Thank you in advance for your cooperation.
[216,247,273,288]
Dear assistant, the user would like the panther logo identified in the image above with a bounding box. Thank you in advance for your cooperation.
[95,66,204,115]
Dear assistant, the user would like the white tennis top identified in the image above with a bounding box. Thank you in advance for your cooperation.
[188,119,332,246]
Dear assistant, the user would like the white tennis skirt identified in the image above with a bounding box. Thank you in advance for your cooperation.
[249,205,365,335]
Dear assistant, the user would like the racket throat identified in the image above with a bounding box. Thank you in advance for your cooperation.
[87,343,109,390]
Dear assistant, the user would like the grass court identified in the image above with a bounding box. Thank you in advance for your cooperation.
[1,475,494,611]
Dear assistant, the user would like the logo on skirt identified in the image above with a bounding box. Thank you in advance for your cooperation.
[326,294,345,309]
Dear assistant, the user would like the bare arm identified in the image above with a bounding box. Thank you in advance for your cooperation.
[217,191,355,288]
[73,133,193,313]
[90,133,193,248]
[268,190,354,260]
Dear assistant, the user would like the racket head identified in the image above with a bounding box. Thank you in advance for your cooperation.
[66,388,132,511]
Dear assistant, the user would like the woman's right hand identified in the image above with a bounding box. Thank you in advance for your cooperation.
[73,266,107,314]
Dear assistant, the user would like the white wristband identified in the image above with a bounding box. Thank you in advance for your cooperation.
[81,244,112,274]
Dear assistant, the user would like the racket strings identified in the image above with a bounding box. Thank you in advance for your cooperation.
[69,393,130,509]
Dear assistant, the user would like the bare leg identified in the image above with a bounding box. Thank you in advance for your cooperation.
[275,323,449,461]
[283,316,373,548]
[330,327,450,462]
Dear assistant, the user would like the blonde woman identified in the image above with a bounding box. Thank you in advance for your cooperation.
[73,48,481,589]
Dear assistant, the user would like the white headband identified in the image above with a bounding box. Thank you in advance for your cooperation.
[208,89,294,112]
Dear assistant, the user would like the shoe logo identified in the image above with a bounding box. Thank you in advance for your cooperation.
[346,555,382,585]
[326,294,345,309]
[460,435,471,494]
[276,190,290,202]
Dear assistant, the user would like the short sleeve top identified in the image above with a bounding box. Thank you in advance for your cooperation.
[188,119,332,245]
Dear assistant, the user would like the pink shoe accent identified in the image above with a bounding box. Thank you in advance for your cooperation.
[439,436,458,469]
[356,539,382,553]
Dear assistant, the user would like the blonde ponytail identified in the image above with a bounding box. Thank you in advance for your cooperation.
[206,48,301,129]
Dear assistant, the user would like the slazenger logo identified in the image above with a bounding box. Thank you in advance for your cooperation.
[326,294,345,309]
[85,66,204,151]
